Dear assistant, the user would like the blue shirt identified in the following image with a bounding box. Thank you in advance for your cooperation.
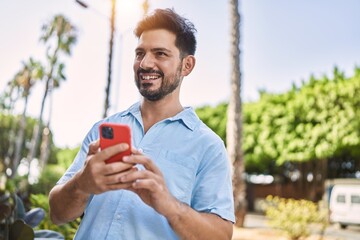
[58,102,235,239]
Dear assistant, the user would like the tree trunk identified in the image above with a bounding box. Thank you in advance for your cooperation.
[103,0,116,118]
[39,81,54,169]
[26,77,52,163]
[27,43,59,164]
[11,94,29,177]
[39,126,51,169]
[227,0,247,227]
[4,80,21,175]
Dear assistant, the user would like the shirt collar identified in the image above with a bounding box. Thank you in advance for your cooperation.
[121,102,199,131]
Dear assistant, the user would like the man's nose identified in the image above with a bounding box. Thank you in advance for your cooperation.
[139,53,155,70]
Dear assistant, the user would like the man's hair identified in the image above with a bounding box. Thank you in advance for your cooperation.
[134,8,197,57]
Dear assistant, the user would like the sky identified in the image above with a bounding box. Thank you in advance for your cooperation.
[1,0,360,148]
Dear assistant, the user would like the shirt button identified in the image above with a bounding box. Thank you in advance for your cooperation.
[138,148,143,153]
[116,214,121,220]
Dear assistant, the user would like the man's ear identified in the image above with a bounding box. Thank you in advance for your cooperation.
[181,55,196,76]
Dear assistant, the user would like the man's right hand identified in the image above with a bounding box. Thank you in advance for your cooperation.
[49,140,137,225]
[75,140,137,195]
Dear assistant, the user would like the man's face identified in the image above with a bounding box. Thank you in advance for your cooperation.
[133,29,183,101]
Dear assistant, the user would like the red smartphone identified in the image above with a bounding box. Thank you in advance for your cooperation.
[99,123,132,164]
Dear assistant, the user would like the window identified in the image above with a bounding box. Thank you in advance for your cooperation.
[351,194,360,204]
[336,194,346,203]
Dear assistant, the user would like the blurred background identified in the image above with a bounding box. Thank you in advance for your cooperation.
[0,0,359,239]
[1,0,359,148]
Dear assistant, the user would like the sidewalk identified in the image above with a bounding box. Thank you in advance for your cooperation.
[233,227,288,240]
[232,213,339,240]
[232,213,286,240]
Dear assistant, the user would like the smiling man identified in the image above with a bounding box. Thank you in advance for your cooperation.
[49,8,235,240]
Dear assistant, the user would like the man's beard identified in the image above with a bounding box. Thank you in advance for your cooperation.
[135,65,182,101]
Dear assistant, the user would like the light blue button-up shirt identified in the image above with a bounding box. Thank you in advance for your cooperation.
[58,102,235,239]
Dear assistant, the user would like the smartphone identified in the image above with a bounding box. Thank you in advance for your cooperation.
[99,123,132,164]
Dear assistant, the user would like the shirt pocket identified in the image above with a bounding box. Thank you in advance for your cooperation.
[156,150,197,204]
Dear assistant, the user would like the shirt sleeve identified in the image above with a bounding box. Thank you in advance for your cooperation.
[191,141,235,223]
[57,123,100,185]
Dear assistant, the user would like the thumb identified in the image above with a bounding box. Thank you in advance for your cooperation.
[88,140,100,155]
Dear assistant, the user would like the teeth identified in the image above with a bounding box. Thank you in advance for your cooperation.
[142,75,159,80]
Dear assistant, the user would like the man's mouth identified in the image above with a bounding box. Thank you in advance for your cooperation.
[140,74,161,81]
[137,68,164,82]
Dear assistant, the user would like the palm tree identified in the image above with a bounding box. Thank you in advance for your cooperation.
[103,0,116,118]
[1,75,21,172]
[10,58,44,177]
[227,0,247,227]
[1,58,44,177]
[27,15,77,168]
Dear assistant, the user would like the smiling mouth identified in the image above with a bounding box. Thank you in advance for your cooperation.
[140,74,161,81]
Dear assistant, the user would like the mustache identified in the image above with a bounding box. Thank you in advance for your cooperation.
[137,68,164,77]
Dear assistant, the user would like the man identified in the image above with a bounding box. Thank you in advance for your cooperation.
[49,8,235,239]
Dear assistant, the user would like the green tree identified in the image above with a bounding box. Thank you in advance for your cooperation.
[8,59,44,177]
[30,146,79,195]
[197,66,360,176]
[242,66,360,173]
[196,103,227,141]
[27,15,77,170]
[0,113,39,178]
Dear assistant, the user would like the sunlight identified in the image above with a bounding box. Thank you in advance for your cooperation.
[17,158,40,184]
[76,0,143,32]
[116,0,143,32]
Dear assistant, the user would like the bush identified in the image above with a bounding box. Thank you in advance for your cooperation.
[30,164,65,195]
[263,195,328,240]
[30,194,80,240]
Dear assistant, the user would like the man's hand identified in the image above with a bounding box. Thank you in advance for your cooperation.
[76,140,137,195]
[120,149,233,240]
[49,140,137,225]
[120,149,175,216]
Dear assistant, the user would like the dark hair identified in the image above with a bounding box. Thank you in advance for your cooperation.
[134,8,197,57]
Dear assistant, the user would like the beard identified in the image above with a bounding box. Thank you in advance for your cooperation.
[135,64,182,101]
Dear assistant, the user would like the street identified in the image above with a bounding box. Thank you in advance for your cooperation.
[242,213,360,240]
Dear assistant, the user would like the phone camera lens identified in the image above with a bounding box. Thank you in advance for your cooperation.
[101,126,114,139]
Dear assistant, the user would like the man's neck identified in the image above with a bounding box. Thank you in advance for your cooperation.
[140,98,183,133]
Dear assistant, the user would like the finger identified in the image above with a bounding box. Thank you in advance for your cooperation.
[131,147,142,155]
[88,140,100,155]
[131,178,160,193]
[120,168,159,184]
[106,182,134,191]
[103,162,135,176]
[104,167,138,185]
[123,155,162,175]
[98,143,130,162]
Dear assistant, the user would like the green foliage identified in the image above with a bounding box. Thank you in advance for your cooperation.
[196,66,360,173]
[263,195,328,240]
[56,147,79,170]
[242,66,360,172]
[0,113,38,169]
[0,13,79,239]
[0,177,35,240]
[30,147,79,195]
[30,194,80,240]
[196,102,228,142]
[0,114,16,163]
[30,165,64,195]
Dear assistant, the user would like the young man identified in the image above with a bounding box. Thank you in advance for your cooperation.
[49,8,235,239]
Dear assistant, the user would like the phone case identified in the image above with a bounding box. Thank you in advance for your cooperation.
[99,123,131,164]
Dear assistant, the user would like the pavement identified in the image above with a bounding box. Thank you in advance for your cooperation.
[232,213,360,240]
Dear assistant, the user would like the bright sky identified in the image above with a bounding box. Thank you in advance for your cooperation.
[1,0,359,148]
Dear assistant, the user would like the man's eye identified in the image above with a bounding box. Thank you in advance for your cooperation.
[135,52,144,59]
[156,52,166,57]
